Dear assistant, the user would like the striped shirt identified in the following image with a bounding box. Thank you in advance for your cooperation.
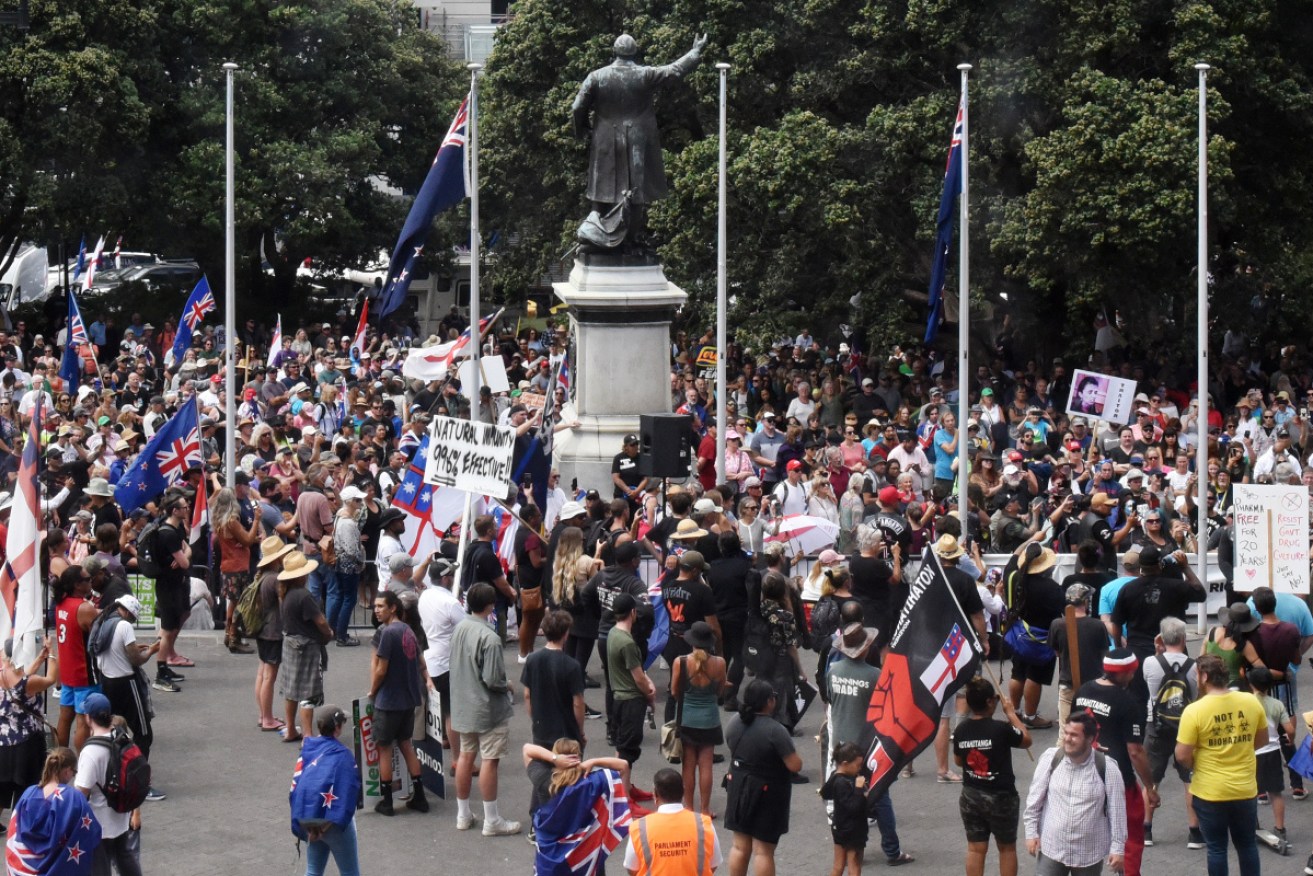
[1024,746,1127,868]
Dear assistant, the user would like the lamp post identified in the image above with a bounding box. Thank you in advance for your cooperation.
[715,62,730,482]
[1195,62,1210,632]
[224,61,238,489]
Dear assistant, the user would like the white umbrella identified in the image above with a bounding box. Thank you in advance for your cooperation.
[766,515,840,555]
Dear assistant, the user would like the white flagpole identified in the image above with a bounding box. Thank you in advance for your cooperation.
[957,63,971,527]
[455,64,483,584]
[1195,62,1210,633]
[715,62,730,483]
[224,61,239,491]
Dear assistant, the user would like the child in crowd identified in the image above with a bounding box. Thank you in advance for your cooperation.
[820,741,869,876]
[1249,667,1293,839]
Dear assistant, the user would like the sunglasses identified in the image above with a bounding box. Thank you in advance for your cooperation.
[741,504,759,510]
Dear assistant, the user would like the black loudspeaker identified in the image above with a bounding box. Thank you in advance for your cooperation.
[639,413,693,478]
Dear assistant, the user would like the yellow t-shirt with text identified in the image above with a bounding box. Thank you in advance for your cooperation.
[1176,689,1268,802]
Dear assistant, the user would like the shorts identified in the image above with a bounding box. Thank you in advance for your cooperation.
[59,684,104,714]
[959,784,1020,845]
[257,639,282,665]
[941,690,965,719]
[1147,730,1191,785]
[373,707,416,748]
[222,571,252,602]
[432,672,451,717]
[1010,654,1056,687]
[154,580,190,631]
[459,721,510,761]
[1256,749,1285,795]
[611,697,647,763]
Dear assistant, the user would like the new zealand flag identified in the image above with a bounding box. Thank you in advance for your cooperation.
[5,782,101,876]
[113,398,202,513]
[924,97,965,344]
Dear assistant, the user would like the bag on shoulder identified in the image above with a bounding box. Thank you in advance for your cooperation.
[318,533,336,568]
[742,608,778,677]
[1003,619,1054,665]
[84,609,122,687]
[236,577,264,637]
[808,596,841,653]
[86,727,151,813]
[1049,746,1108,814]
[135,519,166,579]
[1152,655,1195,737]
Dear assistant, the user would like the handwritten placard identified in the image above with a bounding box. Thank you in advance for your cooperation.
[1233,484,1309,594]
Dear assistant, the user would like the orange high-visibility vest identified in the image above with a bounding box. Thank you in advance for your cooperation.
[628,809,714,876]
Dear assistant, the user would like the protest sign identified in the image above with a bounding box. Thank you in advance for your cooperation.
[1066,369,1136,425]
[424,416,516,496]
[457,356,510,398]
[1232,483,1310,594]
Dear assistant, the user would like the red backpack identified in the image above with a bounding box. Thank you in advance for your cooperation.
[86,728,151,812]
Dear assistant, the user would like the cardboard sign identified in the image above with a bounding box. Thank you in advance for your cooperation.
[1232,484,1310,594]
[1066,369,1136,425]
[518,391,547,411]
[424,416,517,496]
[457,356,510,398]
[352,698,412,809]
[414,694,446,799]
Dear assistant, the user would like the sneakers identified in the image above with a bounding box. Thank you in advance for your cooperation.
[374,800,395,817]
[527,826,537,846]
[159,666,185,682]
[152,677,181,693]
[1020,714,1054,729]
[335,636,361,648]
[1259,792,1270,805]
[517,654,528,664]
[1143,824,1153,847]
[585,706,603,720]
[144,787,166,802]
[1188,827,1205,849]
[406,794,430,813]
[630,786,655,802]
[482,818,522,837]
[456,813,479,831]
[584,675,601,689]
[1305,852,1313,875]
[1293,788,1308,801]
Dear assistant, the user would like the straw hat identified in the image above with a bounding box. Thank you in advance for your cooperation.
[932,534,965,560]
[276,550,319,581]
[670,518,708,541]
[257,536,295,569]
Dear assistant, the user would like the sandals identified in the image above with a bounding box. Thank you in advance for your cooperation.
[936,772,962,784]
[887,852,915,866]
[166,656,196,668]
[260,719,286,732]
[900,764,916,779]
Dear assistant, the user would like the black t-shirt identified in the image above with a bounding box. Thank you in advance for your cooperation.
[661,575,716,638]
[866,512,911,564]
[519,648,584,747]
[707,553,753,621]
[727,714,796,783]
[461,540,504,591]
[153,521,188,588]
[952,716,1026,791]
[647,515,683,556]
[944,566,985,619]
[1072,679,1143,786]
[611,452,643,497]
[1017,574,1063,631]
[1073,513,1118,572]
[1048,615,1110,688]
[1111,575,1204,651]
[1059,570,1116,617]
[849,554,896,633]
[281,586,325,640]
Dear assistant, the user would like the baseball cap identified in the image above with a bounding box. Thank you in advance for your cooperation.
[622,433,639,446]
[878,486,901,506]
[862,377,874,387]
[339,485,365,502]
[314,704,349,736]
[387,553,417,573]
[679,551,707,571]
[614,541,640,564]
[1065,583,1094,606]
[743,476,762,489]
[559,501,585,520]
[611,592,638,617]
[1003,464,1020,476]
[980,387,994,397]
[83,692,112,721]
[786,459,803,471]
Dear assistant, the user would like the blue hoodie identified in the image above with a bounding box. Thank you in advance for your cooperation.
[289,735,361,839]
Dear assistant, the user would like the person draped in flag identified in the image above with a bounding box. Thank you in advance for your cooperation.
[526,738,634,875]
[289,704,362,876]
[8,746,101,876]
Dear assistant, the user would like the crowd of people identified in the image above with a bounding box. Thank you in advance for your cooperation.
[0,301,1308,876]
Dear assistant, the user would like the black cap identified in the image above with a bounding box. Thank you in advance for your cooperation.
[611,592,638,618]
[1138,545,1163,566]
[1277,428,1291,439]
[614,541,640,564]
[622,433,639,446]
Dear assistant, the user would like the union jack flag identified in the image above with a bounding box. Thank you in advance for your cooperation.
[534,768,631,876]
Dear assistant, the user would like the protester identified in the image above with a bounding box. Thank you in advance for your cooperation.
[9,747,101,876]
[254,536,293,732]
[277,550,334,743]
[0,635,57,815]
[289,705,363,876]
[1141,617,1201,849]
[367,590,431,816]
[526,738,633,873]
[75,693,142,876]
[724,679,803,876]
[417,556,465,756]
[670,620,727,816]
[952,676,1031,876]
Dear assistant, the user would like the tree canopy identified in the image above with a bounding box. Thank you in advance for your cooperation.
[481,0,1313,360]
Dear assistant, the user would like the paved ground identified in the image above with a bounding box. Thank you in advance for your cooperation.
[134,629,1308,875]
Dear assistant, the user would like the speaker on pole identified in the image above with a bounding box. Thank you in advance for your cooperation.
[639,413,693,478]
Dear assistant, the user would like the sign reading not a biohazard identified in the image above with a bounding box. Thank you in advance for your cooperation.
[424,416,516,496]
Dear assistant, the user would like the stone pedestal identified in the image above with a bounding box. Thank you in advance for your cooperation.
[552,253,686,493]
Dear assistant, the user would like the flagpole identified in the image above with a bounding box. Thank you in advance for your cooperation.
[956,63,971,528]
[223,61,239,490]
[454,64,483,589]
[1195,62,1210,635]
[715,62,730,483]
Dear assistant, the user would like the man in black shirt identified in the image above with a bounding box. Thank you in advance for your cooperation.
[659,551,721,721]
[1073,649,1158,876]
[1109,545,1206,701]
[1047,583,1110,726]
[866,486,911,566]
[610,434,647,509]
[932,535,988,780]
[521,610,587,816]
[952,677,1031,876]
[151,496,194,691]
[707,531,755,708]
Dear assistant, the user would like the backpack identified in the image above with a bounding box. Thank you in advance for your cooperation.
[1151,655,1196,738]
[1049,747,1109,814]
[84,609,122,687]
[85,728,151,812]
[809,596,842,653]
[236,576,264,637]
[134,519,167,579]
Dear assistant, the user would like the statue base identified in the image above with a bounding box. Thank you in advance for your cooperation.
[552,257,686,493]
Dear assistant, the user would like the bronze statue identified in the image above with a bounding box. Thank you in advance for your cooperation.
[572,33,707,252]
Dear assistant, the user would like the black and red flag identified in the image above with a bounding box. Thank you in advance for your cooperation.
[863,548,983,796]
